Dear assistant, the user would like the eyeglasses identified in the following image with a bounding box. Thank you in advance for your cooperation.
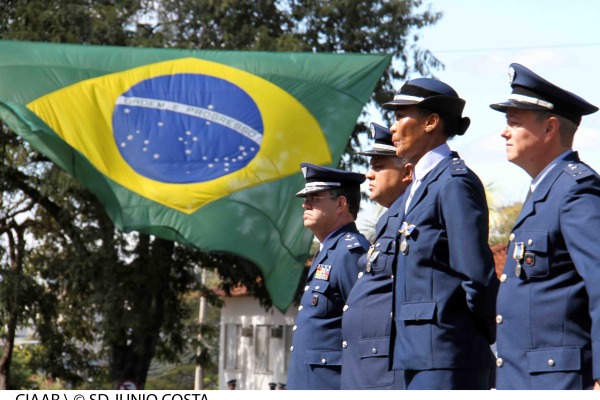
[302,195,339,205]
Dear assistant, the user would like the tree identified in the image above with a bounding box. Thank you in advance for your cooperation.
[0,0,442,388]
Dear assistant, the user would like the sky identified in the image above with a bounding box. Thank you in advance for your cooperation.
[366,0,600,207]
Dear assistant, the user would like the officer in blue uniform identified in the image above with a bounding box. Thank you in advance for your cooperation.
[340,123,412,389]
[385,78,498,389]
[287,163,370,390]
[490,63,600,390]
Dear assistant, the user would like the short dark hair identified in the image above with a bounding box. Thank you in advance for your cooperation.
[330,187,361,219]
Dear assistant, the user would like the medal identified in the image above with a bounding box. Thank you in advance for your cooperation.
[399,221,415,256]
[400,238,409,255]
[366,249,379,272]
[512,242,524,261]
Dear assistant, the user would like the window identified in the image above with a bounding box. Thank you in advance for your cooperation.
[255,325,270,372]
[224,323,240,370]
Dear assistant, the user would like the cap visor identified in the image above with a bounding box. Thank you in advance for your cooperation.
[382,99,419,110]
[295,186,331,197]
[490,100,549,113]
[357,149,397,156]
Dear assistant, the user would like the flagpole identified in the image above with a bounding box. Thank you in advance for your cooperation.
[194,267,207,390]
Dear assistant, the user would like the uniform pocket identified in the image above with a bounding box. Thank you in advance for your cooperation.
[398,301,437,322]
[358,337,394,387]
[308,281,330,317]
[526,347,581,373]
[513,229,550,279]
[525,347,583,389]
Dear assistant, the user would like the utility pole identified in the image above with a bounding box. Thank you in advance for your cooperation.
[194,267,207,390]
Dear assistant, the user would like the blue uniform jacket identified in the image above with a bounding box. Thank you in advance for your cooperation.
[340,196,405,389]
[287,222,370,390]
[496,152,600,389]
[392,153,498,373]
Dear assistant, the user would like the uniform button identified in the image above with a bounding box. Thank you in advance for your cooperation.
[391,275,394,280]
[293,325,297,331]
[290,346,294,352]
[500,274,507,282]
[342,341,348,348]
[304,285,309,292]
[376,243,381,247]
[347,244,352,248]
[372,348,378,354]
[527,239,533,246]
[343,305,349,312]
[298,305,303,311]
[358,272,363,278]
[321,358,327,364]
[548,359,555,367]
[315,285,320,290]
[390,312,393,318]
[496,315,503,324]
[496,358,504,367]
[509,233,515,242]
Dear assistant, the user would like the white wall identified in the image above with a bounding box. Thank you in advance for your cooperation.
[219,296,297,390]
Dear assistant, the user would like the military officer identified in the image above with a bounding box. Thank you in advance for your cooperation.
[490,63,600,390]
[385,78,498,389]
[287,163,370,390]
[340,122,412,389]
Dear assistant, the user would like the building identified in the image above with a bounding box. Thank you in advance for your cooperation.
[218,286,297,390]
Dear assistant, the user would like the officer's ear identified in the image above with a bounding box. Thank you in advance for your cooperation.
[336,195,347,212]
[402,163,413,183]
[545,116,560,137]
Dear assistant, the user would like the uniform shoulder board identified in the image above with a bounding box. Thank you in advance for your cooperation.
[343,234,364,251]
[449,157,468,176]
[564,162,593,182]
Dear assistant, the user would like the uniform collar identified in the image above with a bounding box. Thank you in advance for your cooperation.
[530,149,573,193]
[413,142,452,182]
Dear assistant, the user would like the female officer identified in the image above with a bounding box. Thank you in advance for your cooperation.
[384,78,498,389]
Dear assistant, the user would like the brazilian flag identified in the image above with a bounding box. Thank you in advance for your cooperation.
[0,40,391,311]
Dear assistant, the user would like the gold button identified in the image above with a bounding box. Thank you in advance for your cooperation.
[500,274,507,282]
[548,359,555,366]
[496,315,503,324]
[496,358,504,367]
